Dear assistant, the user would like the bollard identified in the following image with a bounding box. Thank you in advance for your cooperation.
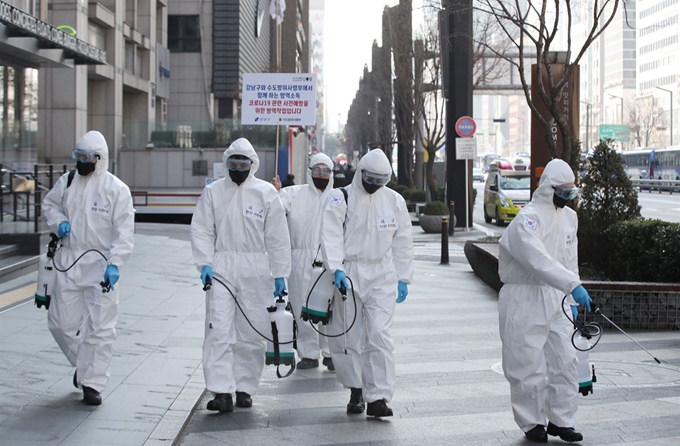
[440,217,449,265]
[448,201,455,236]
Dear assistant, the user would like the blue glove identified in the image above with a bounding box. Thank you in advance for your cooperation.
[571,285,592,312]
[104,265,119,290]
[397,281,408,303]
[334,270,349,291]
[58,221,71,238]
[274,277,286,297]
[571,305,578,321]
[200,265,213,287]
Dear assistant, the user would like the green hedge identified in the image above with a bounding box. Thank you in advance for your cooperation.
[409,189,427,202]
[421,201,449,215]
[602,219,680,283]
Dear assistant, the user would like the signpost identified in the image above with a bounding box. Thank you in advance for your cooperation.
[599,124,630,142]
[241,72,316,175]
[454,117,476,232]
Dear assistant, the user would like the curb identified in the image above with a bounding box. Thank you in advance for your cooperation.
[143,365,206,446]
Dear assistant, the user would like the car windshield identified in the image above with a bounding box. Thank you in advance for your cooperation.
[500,176,530,190]
[473,168,482,174]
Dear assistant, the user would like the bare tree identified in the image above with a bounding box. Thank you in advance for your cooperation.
[628,97,661,148]
[428,0,623,168]
[472,9,512,88]
[415,15,446,200]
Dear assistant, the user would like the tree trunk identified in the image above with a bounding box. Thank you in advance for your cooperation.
[425,153,437,201]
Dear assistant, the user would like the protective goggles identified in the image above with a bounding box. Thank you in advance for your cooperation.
[226,157,252,172]
[553,185,581,201]
[310,164,332,178]
[71,149,99,163]
[362,170,390,186]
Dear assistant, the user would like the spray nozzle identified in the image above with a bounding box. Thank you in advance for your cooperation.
[100,280,111,294]
[203,277,212,291]
[47,233,60,258]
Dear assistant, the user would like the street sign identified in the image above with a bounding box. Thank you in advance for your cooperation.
[599,124,630,142]
[241,73,317,125]
[455,137,477,160]
[455,116,477,138]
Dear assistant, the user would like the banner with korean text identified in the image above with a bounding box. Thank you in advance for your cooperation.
[241,73,317,126]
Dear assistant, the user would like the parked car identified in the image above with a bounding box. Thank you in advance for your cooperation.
[473,168,484,182]
[483,159,531,226]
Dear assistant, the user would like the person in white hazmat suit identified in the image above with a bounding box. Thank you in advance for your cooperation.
[272,153,334,371]
[42,130,135,406]
[498,158,593,443]
[191,138,292,413]
[320,148,415,418]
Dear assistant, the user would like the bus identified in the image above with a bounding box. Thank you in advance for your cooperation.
[621,147,680,180]
[478,152,500,172]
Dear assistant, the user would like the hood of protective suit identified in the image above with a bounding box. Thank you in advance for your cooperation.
[352,148,392,192]
[534,158,575,204]
[307,152,334,189]
[222,138,260,182]
[75,131,109,176]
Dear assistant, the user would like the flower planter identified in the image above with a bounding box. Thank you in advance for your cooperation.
[419,214,456,233]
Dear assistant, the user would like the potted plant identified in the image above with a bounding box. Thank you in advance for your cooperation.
[419,201,453,233]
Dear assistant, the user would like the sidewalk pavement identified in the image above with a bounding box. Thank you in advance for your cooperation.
[2,223,680,446]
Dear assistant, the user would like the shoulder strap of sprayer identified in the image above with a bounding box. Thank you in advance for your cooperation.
[66,169,76,188]
[271,320,296,378]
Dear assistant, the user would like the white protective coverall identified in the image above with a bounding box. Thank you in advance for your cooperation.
[321,148,415,403]
[279,153,333,361]
[191,138,291,396]
[498,158,582,432]
[42,130,135,393]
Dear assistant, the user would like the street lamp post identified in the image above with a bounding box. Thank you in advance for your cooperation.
[580,101,592,150]
[656,86,674,146]
[608,94,624,125]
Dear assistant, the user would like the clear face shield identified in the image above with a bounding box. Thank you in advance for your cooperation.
[71,149,99,163]
[226,156,252,172]
[361,170,390,187]
[553,184,581,201]
[310,164,332,179]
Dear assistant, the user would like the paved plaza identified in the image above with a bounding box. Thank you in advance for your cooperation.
[1,223,679,446]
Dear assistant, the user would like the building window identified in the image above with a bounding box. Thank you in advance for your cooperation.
[168,16,201,53]
[125,42,134,73]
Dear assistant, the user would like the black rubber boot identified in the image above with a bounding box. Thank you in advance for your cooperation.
[366,399,393,417]
[322,357,335,371]
[82,386,102,406]
[524,425,548,443]
[73,371,78,389]
[206,393,233,412]
[547,422,583,442]
[297,358,319,369]
[346,388,365,414]
[235,391,252,408]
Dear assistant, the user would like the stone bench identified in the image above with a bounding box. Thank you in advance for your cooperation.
[464,241,680,330]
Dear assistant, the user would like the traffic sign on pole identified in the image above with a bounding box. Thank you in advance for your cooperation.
[455,116,477,138]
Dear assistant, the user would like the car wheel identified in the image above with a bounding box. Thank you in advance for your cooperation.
[484,205,492,223]
[495,207,505,227]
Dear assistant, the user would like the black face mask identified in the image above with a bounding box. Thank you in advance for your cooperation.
[362,180,381,195]
[312,177,329,191]
[553,193,570,208]
[76,162,96,176]
[229,169,250,185]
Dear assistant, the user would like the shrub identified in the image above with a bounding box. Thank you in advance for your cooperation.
[578,139,641,271]
[400,188,412,201]
[409,189,427,202]
[603,219,680,283]
[421,201,449,215]
[437,186,445,203]
[386,180,399,190]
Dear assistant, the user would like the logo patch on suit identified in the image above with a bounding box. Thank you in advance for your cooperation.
[90,200,111,216]
[377,216,398,231]
[330,195,344,206]
[523,217,538,230]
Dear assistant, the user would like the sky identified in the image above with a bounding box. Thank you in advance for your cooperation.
[324,0,406,133]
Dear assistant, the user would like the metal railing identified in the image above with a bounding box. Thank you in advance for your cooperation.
[0,164,70,232]
[631,179,680,194]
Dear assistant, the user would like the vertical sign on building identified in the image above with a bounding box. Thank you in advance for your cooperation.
[530,64,580,196]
